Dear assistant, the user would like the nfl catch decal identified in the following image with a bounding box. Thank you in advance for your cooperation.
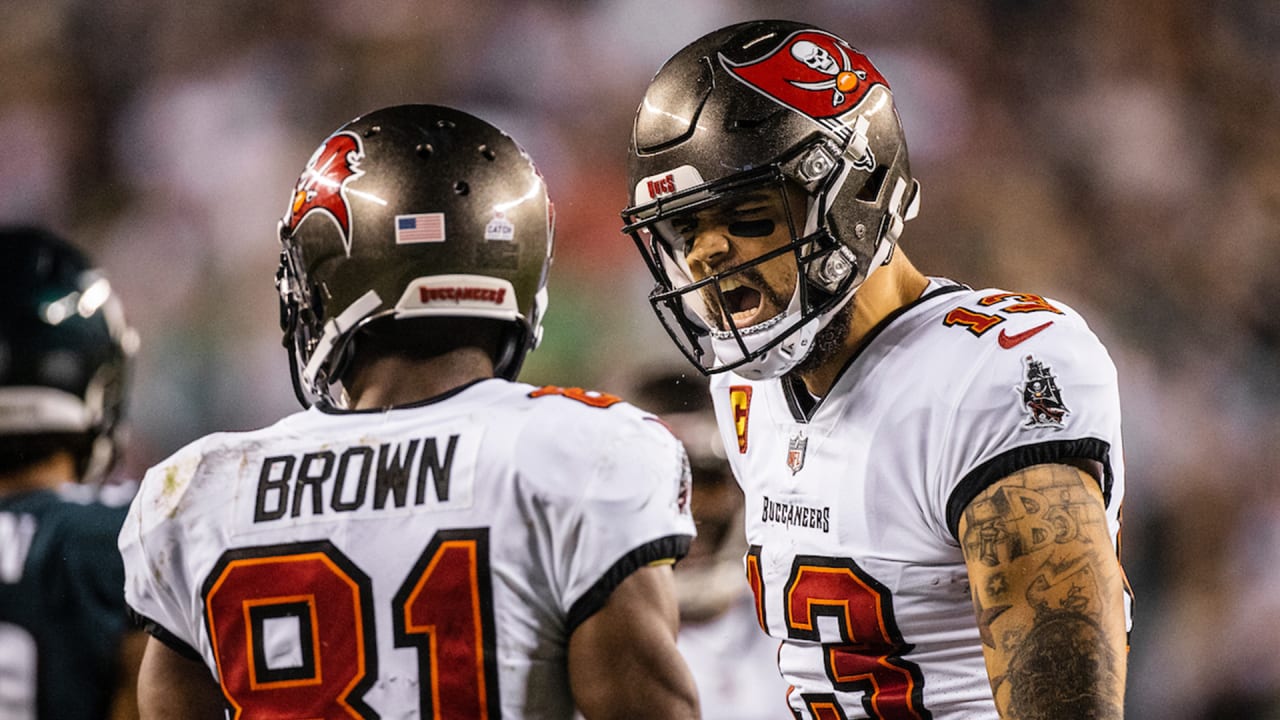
[286,132,365,256]
[484,212,515,241]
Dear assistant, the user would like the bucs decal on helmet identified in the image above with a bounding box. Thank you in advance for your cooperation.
[720,29,887,119]
[1018,355,1070,429]
[284,131,366,256]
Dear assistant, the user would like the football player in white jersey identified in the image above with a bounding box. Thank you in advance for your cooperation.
[120,105,700,719]
[621,21,1131,720]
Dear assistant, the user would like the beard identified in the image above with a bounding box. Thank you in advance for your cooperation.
[791,295,855,376]
[698,265,787,332]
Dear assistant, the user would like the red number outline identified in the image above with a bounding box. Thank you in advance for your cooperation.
[203,533,503,719]
[203,542,378,719]
[944,292,1063,338]
[746,545,767,632]
[528,386,622,408]
[976,292,1062,315]
[744,553,933,720]
[392,528,501,720]
[942,307,1003,337]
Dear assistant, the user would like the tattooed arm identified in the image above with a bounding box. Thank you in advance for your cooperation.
[958,462,1127,719]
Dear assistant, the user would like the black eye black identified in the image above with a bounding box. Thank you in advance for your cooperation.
[672,218,697,234]
[728,219,775,237]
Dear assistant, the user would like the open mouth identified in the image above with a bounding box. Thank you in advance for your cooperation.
[721,283,763,327]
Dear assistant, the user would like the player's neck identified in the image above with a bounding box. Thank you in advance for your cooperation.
[0,452,77,497]
[345,347,496,410]
[794,250,928,398]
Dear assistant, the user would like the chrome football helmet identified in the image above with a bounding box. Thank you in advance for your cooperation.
[277,104,555,408]
[622,20,920,379]
[0,227,137,484]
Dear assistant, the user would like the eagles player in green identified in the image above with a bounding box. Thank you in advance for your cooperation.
[0,227,143,720]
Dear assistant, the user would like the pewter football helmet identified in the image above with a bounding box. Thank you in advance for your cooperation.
[278,105,554,407]
[622,20,919,378]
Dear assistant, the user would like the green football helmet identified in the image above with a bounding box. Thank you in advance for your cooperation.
[0,226,136,483]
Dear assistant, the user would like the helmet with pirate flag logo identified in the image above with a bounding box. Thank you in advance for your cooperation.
[621,20,920,379]
[277,104,554,408]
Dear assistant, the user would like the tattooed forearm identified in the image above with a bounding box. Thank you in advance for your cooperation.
[1005,610,1123,719]
[959,463,1127,719]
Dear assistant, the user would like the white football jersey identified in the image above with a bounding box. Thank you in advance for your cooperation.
[709,279,1129,719]
[120,378,695,720]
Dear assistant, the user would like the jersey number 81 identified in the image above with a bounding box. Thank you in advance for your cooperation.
[202,530,500,719]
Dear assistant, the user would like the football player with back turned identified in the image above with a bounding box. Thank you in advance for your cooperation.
[120,105,700,719]
[621,20,1132,719]
[0,227,143,720]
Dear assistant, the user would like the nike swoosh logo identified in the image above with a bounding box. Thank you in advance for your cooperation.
[998,321,1054,349]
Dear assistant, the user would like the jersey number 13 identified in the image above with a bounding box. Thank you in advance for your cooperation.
[747,547,933,719]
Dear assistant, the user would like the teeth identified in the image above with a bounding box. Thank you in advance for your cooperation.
[718,278,742,292]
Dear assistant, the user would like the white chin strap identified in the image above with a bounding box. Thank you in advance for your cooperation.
[709,280,855,380]
[712,285,864,380]
[301,289,383,398]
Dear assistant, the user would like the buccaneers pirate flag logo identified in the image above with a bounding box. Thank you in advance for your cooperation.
[1019,355,1070,429]
[284,131,366,256]
[720,29,888,119]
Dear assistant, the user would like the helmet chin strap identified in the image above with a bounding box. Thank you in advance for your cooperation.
[301,289,383,402]
[882,176,921,249]
[82,434,115,487]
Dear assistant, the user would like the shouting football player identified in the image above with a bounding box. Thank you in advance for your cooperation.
[621,20,1131,719]
[120,105,700,719]
[0,226,143,720]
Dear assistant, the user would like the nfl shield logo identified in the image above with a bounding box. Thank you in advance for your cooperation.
[787,432,808,475]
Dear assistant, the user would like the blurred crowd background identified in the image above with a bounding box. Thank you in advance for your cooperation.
[1,1,1276,717]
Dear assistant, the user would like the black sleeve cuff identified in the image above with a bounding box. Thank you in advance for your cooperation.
[945,437,1113,541]
[566,534,691,633]
[128,607,204,663]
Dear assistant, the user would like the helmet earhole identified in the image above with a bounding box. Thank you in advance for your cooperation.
[416,143,434,159]
[855,165,889,202]
[454,181,470,196]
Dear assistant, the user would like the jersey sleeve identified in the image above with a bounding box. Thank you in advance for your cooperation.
[518,400,696,632]
[937,308,1124,541]
[117,439,209,659]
